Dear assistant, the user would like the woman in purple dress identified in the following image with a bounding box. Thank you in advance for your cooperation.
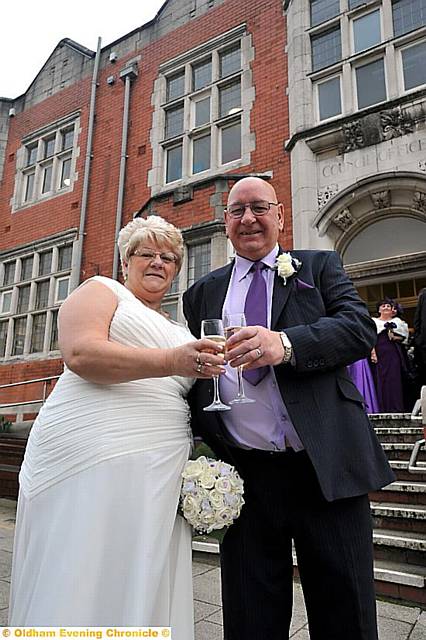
[372,299,407,413]
[347,358,379,413]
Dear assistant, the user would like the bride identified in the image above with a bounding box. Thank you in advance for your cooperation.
[8,215,225,635]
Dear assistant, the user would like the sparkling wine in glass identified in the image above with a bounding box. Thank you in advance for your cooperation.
[224,313,255,405]
[201,319,231,412]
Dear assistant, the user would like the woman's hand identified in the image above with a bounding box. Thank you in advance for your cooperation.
[370,348,378,364]
[170,338,226,378]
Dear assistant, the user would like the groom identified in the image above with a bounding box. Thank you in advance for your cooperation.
[183,176,394,640]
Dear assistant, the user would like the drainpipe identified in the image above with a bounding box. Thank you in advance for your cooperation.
[72,37,102,290]
[112,62,139,280]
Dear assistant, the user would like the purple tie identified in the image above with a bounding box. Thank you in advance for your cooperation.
[243,261,269,385]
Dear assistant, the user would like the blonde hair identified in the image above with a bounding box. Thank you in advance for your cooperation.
[118,215,184,276]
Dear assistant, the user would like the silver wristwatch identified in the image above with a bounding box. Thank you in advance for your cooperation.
[279,332,292,364]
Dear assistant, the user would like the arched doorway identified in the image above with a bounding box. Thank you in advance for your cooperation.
[314,172,426,327]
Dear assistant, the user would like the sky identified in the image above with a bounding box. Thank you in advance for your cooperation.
[1,0,167,98]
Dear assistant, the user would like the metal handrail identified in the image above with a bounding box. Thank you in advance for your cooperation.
[0,375,60,390]
[0,375,60,420]
[409,385,426,474]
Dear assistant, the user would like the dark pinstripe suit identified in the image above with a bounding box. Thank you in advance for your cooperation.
[184,249,395,640]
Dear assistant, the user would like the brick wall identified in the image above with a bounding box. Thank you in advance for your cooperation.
[0,0,291,392]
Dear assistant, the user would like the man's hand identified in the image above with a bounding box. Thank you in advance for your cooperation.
[225,326,284,370]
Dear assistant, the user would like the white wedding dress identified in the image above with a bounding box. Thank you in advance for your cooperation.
[9,276,195,637]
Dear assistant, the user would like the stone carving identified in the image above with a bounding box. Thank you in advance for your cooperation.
[381,108,414,141]
[371,190,391,210]
[173,185,193,204]
[342,120,364,152]
[332,208,355,231]
[419,160,426,173]
[318,184,339,209]
[413,191,426,213]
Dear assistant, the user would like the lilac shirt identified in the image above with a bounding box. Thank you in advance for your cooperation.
[220,245,304,452]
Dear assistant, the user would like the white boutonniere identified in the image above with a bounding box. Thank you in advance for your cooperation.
[275,252,302,285]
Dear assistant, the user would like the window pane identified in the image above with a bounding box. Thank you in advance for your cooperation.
[56,278,69,301]
[3,262,16,286]
[25,172,35,202]
[318,76,341,119]
[39,251,52,275]
[188,242,211,285]
[42,164,53,193]
[193,134,211,173]
[0,321,7,357]
[311,27,341,71]
[356,58,386,108]
[166,145,183,183]
[62,127,74,150]
[17,285,31,313]
[1,291,12,314]
[58,245,72,271]
[30,313,46,353]
[392,0,426,37]
[167,71,185,101]
[44,136,55,158]
[12,317,27,355]
[161,301,178,321]
[21,256,34,280]
[402,41,426,90]
[311,0,340,27]
[195,97,211,127]
[169,274,179,295]
[192,59,212,91]
[398,279,414,298]
[349,0,374,8]
[219,81,241,118]
[165,105,184,139]
[50,310,59,351]
[36,280,50,310]
[219,44,241,78]
[26,144,38,166]
[60,158,72,187]
[221,122,241,164]
[353,10,381,53]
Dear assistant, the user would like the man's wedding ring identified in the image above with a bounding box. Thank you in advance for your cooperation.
[255,348,262,359]
[196,353,201,364]
[196,362,203,373]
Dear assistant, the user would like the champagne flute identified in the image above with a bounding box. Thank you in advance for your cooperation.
[201,319,231,412]
[224,313,255,404]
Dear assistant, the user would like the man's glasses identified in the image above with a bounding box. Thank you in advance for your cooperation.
[225,200,278,219]
[132,249,178,264]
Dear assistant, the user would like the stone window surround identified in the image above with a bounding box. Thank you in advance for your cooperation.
[148,24,255,196]
[0,230,77,362]
[12,112,81,213]
[304,0,426,124]
[161,220,228,323]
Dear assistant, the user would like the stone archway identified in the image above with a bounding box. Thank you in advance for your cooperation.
[313,171,426,324]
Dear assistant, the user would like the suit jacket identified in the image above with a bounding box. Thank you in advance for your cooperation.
[183,249,395,501]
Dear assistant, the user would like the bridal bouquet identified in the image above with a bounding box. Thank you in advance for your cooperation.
[180,456,244,534]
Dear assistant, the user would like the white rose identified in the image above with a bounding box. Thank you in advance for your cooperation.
[183,495,200,519]
[215,476,233,494]
[276,253,295,280]
[199,470,216,489]
[200,510,217,525]
[209,489,225,509]
[182,457,206,479]
[216,507,234,525]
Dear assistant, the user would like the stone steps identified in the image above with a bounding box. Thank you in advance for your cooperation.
[374,427,424,444]
[370,481,426,506]
[371,501,426,535]
[389,460,426,483]
[373,528,426,566]
[381,443,426,462]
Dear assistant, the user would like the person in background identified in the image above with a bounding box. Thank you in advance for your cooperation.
[371,298,407,412]
[347,356,379,413]
[8,215,224,633]
[413,288,426,386]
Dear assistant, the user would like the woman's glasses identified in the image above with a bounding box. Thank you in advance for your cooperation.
[132,249,178,264]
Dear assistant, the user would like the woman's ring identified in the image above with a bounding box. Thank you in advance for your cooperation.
[196,353,201,364]
[255,348,262,359]
[196,363,203,373]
